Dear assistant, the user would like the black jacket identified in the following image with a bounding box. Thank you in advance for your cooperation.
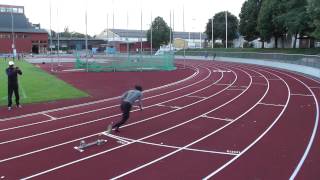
[6,66,22,85]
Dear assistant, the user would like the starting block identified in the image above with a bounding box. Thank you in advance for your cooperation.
[74,139,107,152]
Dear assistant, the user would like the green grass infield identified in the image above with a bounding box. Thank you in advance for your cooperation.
[0,59,89,106]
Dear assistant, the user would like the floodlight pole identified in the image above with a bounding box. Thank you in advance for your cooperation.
[200,32,202,48]
[183,5,186,69]
[127,11,129,55]
[140,8,142,54]
[173,9,174,51]
[11,8,15,60]
[169,10,172,52]
[225,11,228,49]
[49,1,53,72]
[211,16,213,48]
[57,8,60,67]
[85,8,89,72]
[112,0,115,41]
[150,13,152,56]
[107,13,109,41]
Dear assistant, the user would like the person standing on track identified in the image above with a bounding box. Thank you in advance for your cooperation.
[6,61,22,111]
[107,85,143,133]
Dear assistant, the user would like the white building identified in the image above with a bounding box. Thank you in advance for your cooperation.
[96,29,207,49]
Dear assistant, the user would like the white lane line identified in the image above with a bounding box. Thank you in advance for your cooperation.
[282,75,319,180]
[227,88,245,91]
[107,67,257,180]
[42,113,56,120]
[0,66,200,122]
[156,104,181,109]
[216,83,231,86]
[256,66,320,180]
[0,67,207,132]
[310,86,320,89]
[291,93,313,97]
[0,66,227,163]
[19,65,238,179]
[100,132,131,144]
[259,103,285,107]
[103,132,238,156]
[212,70,231,73]
[202,115,233,122]
[252,83,267,86]
[203,65,289,180]
[251,76,263,78]
[187,95,206,99]
[0,66,218,154]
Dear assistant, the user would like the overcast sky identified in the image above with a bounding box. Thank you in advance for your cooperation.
[2,0,246,36]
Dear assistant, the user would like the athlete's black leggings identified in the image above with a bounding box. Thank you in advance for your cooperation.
[113,101,132,129]
[8,84,20,107]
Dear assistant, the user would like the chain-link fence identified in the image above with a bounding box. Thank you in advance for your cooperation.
[75,52,176,72]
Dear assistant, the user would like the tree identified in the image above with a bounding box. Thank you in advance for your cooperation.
[307,0,320,39]
[239,0,262,41]
[279,0,310,48]
[147,16,171,49]
[257,0,287,48]
[205,11,239,46]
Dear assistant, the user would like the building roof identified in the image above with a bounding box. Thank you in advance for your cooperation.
[101,29,207,40]
[0,11,47,33]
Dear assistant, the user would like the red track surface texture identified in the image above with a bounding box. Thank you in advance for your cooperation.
[0,60,319,179]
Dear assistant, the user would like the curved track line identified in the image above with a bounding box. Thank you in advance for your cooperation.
[239,64,319,179]
[202,65,290,179]
[0,66,199,122]
[0,65,221,162]
[19,64,241,179]
[0,65,214,143]
[264,68,319,180]
[0,66,206,132]
[107,65,262,179]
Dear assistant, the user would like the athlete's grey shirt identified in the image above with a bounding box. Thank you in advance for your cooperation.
[121,89,143,105]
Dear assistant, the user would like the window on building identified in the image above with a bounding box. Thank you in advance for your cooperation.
[0,8,5,12]
[18,8,23,14]
[6,8,12,13]
[0,34,10,39]
[12,8,18,13]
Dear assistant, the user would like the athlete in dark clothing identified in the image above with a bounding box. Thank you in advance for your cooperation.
[107,85,143,133]
[6,61,22,110]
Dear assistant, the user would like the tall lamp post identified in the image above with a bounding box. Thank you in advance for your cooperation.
[10,7,16,60]
[225,11,228,49]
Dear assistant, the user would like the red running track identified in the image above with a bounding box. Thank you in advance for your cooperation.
[0,60,319,180]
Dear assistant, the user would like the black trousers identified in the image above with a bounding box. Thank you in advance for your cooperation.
[8,84,20,107]
[113,101,132,129]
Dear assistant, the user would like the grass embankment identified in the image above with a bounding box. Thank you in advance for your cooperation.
[0,59,89,106]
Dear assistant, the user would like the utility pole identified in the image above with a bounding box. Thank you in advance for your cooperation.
[50,1,53,71]
[85,7,88,72]
[211,16,213,48]
[10,7,16,59]
[225,11,228,49]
